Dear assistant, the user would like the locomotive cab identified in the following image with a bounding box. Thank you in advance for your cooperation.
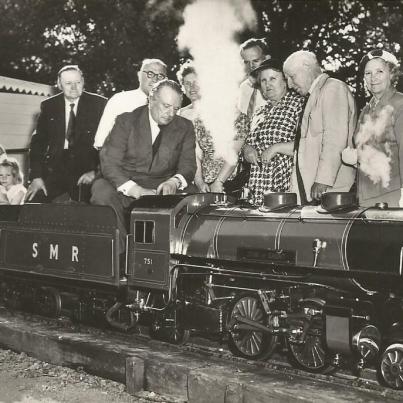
[127,193,233,291]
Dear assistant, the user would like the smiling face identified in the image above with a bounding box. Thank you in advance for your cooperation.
[149,85,182,126]
[58,69,84,102]
[259,68,287,102]
[0,166,14,190]
[182,72,201,102]
[364,58,392,98]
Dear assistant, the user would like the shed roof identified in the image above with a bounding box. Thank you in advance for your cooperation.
[0,75,54,96]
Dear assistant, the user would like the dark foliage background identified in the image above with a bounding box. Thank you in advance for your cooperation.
[1,0,402,107]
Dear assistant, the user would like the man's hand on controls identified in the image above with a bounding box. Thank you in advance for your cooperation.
[25,178,47,201]
[77,170,96,186]
[157,177,180,195]
[127,183,156,199]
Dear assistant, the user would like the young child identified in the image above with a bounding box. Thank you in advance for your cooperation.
[0,158,27,205]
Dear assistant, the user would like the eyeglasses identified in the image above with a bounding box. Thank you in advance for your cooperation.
[142,71,166,80]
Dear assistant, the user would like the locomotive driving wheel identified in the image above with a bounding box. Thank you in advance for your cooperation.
[228,294,277,360]
[35,287,62,318]
[287,300,331,373]
[379,343,403,389]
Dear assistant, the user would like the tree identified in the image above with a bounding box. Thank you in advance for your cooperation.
[250,0,403,105]
[0,0,188,95]
[1,0,403,104]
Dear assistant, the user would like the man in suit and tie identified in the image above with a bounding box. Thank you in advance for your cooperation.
[26,65,107,202]
[91,79,196,253]
[283,51,356,203]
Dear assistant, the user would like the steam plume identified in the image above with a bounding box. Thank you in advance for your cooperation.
[177,0,256,163]
[355,105,394,188]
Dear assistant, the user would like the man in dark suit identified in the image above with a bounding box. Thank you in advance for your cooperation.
[91,79,196,253]
[26,65,107,202]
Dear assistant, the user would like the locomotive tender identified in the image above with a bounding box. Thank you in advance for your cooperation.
[0,192,403,389]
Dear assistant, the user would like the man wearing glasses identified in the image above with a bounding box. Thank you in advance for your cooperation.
[94,58,167,149]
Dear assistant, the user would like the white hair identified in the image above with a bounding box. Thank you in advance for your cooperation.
[284,50,321,74]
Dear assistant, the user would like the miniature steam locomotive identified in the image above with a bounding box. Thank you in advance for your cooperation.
[0,192,403,390]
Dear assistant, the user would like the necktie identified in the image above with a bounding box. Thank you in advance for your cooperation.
[152,125,163,157]
[66,103,76,147]
[294,96,309,204]
[247,88,257,118]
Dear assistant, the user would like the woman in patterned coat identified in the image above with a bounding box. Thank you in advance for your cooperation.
[177,61,248,193]
[243,59,305,206]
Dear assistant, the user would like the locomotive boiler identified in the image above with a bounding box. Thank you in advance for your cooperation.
[0,192,403,390]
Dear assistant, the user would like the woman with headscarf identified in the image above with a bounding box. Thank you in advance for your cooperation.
[342,48,403,207]
[242,59,305,206]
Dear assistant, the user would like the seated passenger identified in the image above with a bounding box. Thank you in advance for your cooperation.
[243,59,305,206]
[0,159,27,205]
[177,61,248,193]
[342,48,403,207]
[91,79,196,253]
[25,65,107,203]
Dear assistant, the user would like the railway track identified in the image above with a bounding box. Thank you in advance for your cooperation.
[1,305,402,402]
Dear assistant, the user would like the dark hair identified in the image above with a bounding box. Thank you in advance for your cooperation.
[240,38,268,54]
[250,58,284,78]
[176,60,196,84]
[149,79,183,98]
[0,159,23,184]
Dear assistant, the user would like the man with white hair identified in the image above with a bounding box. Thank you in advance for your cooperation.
[283,50,356,203]
[94,58,167,149]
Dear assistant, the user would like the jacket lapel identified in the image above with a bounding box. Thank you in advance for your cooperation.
[301,73,329,138]
[75,92,88,135]
[52,94,66,149]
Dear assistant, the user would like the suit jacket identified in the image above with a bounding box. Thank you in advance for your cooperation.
[291,73,357,201]
[29,91,107,181]
[100,105,196,189]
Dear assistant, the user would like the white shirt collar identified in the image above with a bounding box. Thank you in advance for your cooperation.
[148,109,161,143]
[64,97,80,115]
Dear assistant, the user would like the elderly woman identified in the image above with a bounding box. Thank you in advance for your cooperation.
[177,61,248,193]
[243,59,305,206]
[343,49,403,207]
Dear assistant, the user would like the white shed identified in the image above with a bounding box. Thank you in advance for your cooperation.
[0,75,55,181]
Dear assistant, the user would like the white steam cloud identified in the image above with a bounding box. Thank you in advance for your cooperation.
[355,105,394,188]
[177,0,256,163]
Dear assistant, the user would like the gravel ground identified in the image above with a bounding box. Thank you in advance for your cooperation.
[0,349,180,403]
